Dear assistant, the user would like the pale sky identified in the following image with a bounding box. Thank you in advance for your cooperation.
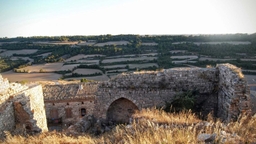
[0,0,255,37]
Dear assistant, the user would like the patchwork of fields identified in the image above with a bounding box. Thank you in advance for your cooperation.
[1,39,256,83]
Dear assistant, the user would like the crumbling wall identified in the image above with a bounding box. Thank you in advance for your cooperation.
[40,64,251,124]
[0,75,48,137]
[0,75,27,137]
[94,67,219,119]
[217,64,251,121]
[0,102,15,137]
[12,84,48,134]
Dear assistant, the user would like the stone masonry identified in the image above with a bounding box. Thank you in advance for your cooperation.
[43,63,251,124]
[0,63,252,134]
[218,64,251,121]
[0,75,48,137]
[42,82,98,126]
[94,67,219,120]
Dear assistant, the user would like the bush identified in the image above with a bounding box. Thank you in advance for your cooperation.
[169,91,195,112]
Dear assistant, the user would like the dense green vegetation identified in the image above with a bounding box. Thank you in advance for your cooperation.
[0,58,28,72]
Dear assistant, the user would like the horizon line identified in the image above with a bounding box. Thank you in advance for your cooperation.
[1,32,256,39]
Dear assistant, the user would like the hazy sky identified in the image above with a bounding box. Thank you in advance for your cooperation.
[0,0,255,37]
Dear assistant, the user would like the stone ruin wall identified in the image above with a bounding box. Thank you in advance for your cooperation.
[94,67,220,119]
[42,64,251,123]
[0,63,252,136]
[0,75,48,137]
[218,64,251,121]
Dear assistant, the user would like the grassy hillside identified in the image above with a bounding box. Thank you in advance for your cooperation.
[1,108,256,143]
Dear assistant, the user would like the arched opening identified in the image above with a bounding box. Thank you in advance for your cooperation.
[107,98,139,124]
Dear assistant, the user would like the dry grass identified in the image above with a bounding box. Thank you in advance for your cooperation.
[1,108,256,144]
[227,64,244,79]
[132,108,201,125]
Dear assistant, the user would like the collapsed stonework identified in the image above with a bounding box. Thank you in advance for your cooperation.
[43,63,251,126]
[0,75,48,137]
[0,63,252,135]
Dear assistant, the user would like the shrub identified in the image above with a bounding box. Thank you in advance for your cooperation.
[169,91,195,112]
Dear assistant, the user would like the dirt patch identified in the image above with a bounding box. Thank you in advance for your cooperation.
[170,50,187,54]
[1,71,62,82]
[102,57,157,64]
[60,64,80,71]
[106,69,128,73]
[141,53,158,56]
[64,75,109,81]
[75,60,100,65]
[194,41,251,45]
[241,59,256,61]
[17,63,63,72]
[171,55,198,60]
[199,58,235,61]
[106,55,136,59]
[244,75,256,85]
[33,41,78,45]
[37,52,52,57]
[103,65,127,69]
[0,49,38,57]
[94,41,130,47]
[129,63,158,69]
[10,57,34,62]
[77,41,95,46]
[65,54,104,62]
[73,68,103,75]
[141,42,158,46]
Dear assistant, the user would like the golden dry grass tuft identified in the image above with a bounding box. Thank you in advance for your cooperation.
[225,63,244,79]
[1,108,256,144]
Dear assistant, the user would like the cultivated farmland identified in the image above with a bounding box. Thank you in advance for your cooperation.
[102,56,157,63]
[0,49,38,57]
[17,63,63,72]
[73,68,103,75]
[94,41,130,47]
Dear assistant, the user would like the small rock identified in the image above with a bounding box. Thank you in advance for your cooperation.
[197,133,216,142]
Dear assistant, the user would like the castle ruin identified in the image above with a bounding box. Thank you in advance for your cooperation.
[0,63,252,136]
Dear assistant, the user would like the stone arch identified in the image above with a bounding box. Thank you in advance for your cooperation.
[107,97,139,124]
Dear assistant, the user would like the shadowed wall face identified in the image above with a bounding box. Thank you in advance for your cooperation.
[107,98,138,124]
